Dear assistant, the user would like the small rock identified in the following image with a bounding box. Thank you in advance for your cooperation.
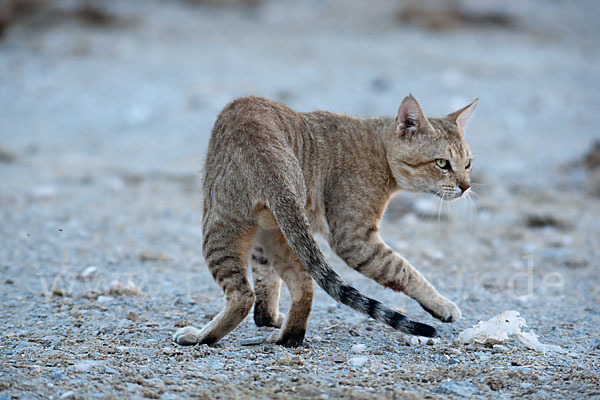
[5,279,14,285]
[109,279,141,296]
[277,356,305,367]
[329,354,347,363]
[492,344,509,353]
[97,295,114,304]
[127,311,140,321]
[435,381,478,398]
[72,360,95,372]
[104,367,119,375]
[139,250,170,262]
[311,335,323,343]
[141,388,160,399]
[350,344,367,353]
[78,266,97,279]
[60,391,77,400]
[241,337,265,346]
[348,356,369,367]
[140,366,154,379]
[51,283,70,297]
[448,357,460,364]
[526,215,572,230]
[564,258,589,269]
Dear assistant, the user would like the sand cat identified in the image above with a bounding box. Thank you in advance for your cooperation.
[173,94,477,347]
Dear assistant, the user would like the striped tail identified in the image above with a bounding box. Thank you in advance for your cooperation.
[267,192,437,338]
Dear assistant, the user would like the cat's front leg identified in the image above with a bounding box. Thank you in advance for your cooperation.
[330,226,461,323]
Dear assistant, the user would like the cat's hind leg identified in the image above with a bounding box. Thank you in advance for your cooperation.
[173,220,257,346]
[250,245,285,328]
[266,231,314,347]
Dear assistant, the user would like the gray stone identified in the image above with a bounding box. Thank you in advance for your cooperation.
[240,337,266,346]
[435,381,478,398]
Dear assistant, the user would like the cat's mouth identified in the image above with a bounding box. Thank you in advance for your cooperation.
[432,188,465,201]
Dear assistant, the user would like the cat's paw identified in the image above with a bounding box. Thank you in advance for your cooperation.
[173,326,202,346]
[422,298,461,323]
[254,309,285,328]
[268,328,306,347]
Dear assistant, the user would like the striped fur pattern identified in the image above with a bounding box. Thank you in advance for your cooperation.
[173,95,477,347]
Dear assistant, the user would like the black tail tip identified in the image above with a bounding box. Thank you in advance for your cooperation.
[407,321,438,338]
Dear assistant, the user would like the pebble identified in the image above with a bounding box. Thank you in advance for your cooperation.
[240,337,265,346]
[139,250,170,262]
[140,367,154,379]
[350,344,367,353]
[127,311,140,321]
[329,355,347,363]
[435,381,478,398]
[348,356,369,367]
[109,279,141,296]
[277,356,305,367]
[72,361,95,372]
[96,295,114,304]
[60,391,77,400]
[493,344,509,353]
[104,367,119,375]
[79,266,97,279]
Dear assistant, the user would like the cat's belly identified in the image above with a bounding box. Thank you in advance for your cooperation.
[256,206,327,235]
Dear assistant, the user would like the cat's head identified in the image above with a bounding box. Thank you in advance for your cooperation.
[385,94,478,200]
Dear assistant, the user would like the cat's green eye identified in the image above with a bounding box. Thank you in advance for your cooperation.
[435,159,450,170]
[465,159,472,169]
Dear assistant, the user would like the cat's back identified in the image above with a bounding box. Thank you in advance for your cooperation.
[210,96,303,143]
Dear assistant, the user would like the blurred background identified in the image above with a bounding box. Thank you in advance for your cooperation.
[1,0,599,188]
[1,2,600,397]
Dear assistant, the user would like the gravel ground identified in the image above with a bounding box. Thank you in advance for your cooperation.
[1,0,599,399]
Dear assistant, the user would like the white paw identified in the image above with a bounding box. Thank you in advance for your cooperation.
[423,297,461,323]
[274,313,285,328]
[442,299,462,322]
[173,326,202,346]
[267,329,282,344]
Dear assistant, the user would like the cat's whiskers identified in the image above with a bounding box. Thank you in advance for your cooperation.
[437,191,446,228]
[458,188,480,232]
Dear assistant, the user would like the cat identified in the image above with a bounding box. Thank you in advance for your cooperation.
[173,94,477,347]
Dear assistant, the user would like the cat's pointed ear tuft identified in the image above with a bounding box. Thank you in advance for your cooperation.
[448,98,478,130]
[395,94,428,135]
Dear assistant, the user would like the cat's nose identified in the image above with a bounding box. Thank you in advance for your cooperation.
[459,183,470,194]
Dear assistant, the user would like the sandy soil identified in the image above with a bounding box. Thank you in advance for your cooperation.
[1,0,599,398]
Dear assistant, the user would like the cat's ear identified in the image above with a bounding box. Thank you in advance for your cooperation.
[395,94,428,135]
[447,98,478,130]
